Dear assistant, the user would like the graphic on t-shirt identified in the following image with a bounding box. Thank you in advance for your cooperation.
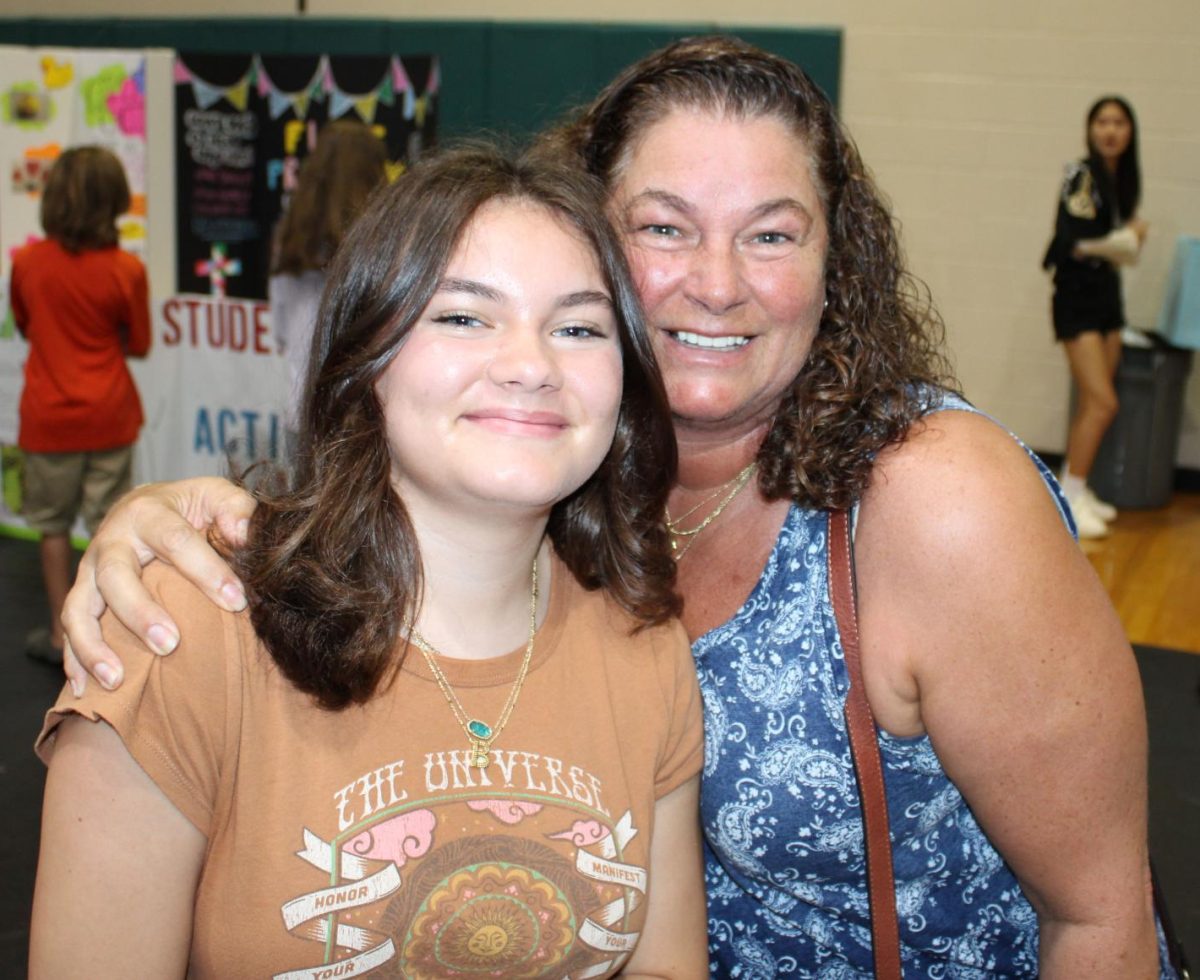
[274,746,648,979]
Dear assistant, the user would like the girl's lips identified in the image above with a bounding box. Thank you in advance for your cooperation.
[464,408,569,436]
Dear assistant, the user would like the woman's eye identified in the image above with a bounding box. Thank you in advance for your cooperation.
[642,224,679,238]
[752,231,793,245]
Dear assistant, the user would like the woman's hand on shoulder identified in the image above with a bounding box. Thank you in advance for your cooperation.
[63,478,255,696]
[856,410,1158,976]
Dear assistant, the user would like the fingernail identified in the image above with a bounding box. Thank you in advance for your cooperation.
[221,582,247,611]
[95,662,122,690]
[235,518,250,540]
[148,623,179,655]
[69,676,84,698]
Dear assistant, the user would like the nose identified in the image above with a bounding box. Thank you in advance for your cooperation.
[685,240,746,315]
[486,324,561,391]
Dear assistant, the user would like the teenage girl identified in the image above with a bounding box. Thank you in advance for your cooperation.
[1043,96,1147,538]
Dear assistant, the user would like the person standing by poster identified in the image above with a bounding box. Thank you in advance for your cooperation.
[10,146,150,664]
[1042,96,1147,538]
[270,120,387,453]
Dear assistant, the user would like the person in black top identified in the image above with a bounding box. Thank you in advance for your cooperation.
[1042,96,1147,537]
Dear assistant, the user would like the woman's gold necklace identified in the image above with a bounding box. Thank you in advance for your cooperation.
[408,557,538,769]
[665,462,758,561]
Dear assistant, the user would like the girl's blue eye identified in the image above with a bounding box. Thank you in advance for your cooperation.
[554,324,607,339]
[433,313,483,328]
[644,224,679,237]
[754,232,792,245]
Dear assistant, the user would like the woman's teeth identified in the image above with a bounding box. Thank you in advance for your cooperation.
[672,330,749,350]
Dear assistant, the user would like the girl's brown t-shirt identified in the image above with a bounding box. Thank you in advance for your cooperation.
[38,555,703,979]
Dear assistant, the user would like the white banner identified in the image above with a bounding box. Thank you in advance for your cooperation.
[0,291,289,533]
[133,293,289,483]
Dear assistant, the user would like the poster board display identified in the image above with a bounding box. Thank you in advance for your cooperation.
[174,52,437,300]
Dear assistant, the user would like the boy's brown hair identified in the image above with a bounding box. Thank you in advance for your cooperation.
[40,146,131,253]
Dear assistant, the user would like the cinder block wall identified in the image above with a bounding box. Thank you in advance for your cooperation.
[10,0,1200,467]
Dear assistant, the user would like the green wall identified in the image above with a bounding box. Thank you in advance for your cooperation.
[0,18,841,139]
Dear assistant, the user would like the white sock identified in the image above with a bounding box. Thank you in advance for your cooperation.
[1060,471,1086,499]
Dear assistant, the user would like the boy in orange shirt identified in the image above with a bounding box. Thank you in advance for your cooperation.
[11,146,150,664]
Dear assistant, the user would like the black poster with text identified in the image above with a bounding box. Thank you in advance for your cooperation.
[175,51,438,300]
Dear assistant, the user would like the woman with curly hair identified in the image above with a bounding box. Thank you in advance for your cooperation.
[58,37,1172,978]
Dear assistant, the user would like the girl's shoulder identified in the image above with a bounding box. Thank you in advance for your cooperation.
[1058,158,1101,219]
[550,556,695,696]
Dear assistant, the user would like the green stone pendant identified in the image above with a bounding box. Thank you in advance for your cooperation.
[468,720,492,740]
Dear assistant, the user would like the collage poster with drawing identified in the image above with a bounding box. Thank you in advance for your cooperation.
[0,46,148,530]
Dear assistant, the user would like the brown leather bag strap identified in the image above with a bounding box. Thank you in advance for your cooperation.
[828,509,903,979]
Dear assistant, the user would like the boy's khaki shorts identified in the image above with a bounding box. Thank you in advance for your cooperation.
[21,445,134,536]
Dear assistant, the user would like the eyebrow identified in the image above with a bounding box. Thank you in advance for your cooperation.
[557,289,613,309]
[437,277,504,303]
[436,278,613,310]
[624,189,813,224]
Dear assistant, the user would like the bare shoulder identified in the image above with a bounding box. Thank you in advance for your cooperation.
[852,409,1113,736]
[862,404,1083,564]
[860,408,1069,562]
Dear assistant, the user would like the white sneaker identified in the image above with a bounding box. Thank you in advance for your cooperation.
[1083,486,1117,522]
[1067,492,1110,539]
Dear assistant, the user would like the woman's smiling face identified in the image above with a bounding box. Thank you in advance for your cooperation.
[610,107,829,439]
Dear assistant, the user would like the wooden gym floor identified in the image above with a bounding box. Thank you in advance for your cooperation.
[1082,491,1200,654]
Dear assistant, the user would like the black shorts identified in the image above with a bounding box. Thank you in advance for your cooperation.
[1052,264,1124,341]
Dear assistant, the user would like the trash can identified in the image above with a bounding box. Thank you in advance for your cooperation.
[1086,336,1193,509]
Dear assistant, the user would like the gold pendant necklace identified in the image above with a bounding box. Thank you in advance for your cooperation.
[409,556,538,769]
[665,462,758,561]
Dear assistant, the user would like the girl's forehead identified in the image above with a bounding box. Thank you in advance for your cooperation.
[1093,103,1128,121]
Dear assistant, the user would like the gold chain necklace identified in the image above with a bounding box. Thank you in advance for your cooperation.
[408,557,538,769]
[665,462,758,560]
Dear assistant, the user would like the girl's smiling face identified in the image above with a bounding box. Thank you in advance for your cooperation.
[376,198,623,521]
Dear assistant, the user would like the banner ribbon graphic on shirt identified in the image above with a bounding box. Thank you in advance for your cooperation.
[566,810,645,974]
[274,827,402,980]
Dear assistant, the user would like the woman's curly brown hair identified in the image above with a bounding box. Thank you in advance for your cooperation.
[231,144,679,710]
[537,35,959,511]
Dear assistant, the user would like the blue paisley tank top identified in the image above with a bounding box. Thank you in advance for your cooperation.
[695,392,1176,977]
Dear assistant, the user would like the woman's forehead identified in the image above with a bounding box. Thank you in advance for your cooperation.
[610,108,825,215]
